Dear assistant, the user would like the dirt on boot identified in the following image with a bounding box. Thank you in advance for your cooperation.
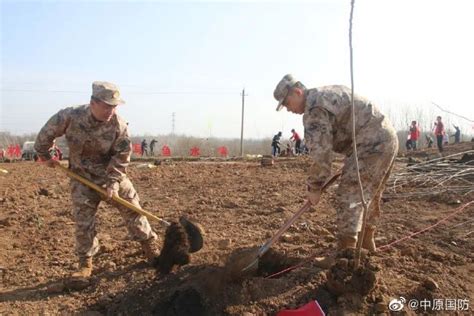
[70,257,92,279]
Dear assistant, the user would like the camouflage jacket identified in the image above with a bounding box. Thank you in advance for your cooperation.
[34,105,131,187]
[303,86,388,190]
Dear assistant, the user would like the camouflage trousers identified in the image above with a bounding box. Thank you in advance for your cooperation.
[335,120,399,239]
[70,177,157,258]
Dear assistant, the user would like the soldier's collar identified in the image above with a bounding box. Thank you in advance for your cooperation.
[304,88,319,113]
[87,106,107,125]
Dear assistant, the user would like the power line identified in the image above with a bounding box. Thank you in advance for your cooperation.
[431,102,474,123]
[1,89,84,93]
[0,88,238,95]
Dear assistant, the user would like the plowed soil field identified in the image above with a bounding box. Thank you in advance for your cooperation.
[1,143,473,315]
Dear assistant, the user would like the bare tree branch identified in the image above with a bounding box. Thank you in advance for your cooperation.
[432,102,474,123]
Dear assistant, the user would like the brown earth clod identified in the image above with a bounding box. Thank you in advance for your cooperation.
[154,222,191,274]
[326,249,378,296]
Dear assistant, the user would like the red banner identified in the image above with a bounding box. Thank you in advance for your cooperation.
[190,146,200,157]
[132,143,142,156]
[217,146,228,157]
[6,144,21,158]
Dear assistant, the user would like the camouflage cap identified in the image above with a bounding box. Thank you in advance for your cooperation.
[92,81,125,106]
[273,74,297,111]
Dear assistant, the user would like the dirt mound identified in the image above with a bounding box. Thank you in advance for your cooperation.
[223,247,260,281]
[149,248,305,315]
[326,249,378,296]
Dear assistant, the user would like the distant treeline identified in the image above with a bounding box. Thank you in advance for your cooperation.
[1,130,472,157]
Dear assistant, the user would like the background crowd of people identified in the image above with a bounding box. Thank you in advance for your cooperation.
[271,129,308,157]
[405,116,463,154]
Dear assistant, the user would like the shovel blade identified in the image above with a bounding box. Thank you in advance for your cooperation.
[241,257,259,272]
[224,247,260,280]
[179,216,204,253]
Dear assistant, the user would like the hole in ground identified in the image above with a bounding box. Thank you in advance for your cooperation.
[257,249,301,278]
[153,287,207,316]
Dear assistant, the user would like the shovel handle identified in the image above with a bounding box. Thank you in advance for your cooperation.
[257,171,342,258]
[57,164,170,227]
[258,200,312,256]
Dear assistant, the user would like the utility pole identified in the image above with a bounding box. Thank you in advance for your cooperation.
[240,88,247,156]
[171,112,175,134]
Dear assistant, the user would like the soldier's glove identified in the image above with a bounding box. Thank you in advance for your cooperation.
[106,182,120,201]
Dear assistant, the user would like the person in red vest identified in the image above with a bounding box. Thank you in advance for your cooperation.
[409,121,420,150]
[290,128,302,154]
[433,116,445,153]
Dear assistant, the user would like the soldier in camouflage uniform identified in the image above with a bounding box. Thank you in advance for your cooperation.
[273,74,398,267]
[35,81,160,279]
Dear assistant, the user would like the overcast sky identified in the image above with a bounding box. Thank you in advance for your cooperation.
[1,0,473,138]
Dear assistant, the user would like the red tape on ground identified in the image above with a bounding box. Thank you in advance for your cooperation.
[264,200,474,279]
[378,200,474,251]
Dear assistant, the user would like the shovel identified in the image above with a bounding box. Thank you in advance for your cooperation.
[57,164,204,253]
[241,171,341,272]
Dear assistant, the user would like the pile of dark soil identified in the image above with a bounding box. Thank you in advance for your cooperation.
[154,222,191,274]
[326,249,379,296]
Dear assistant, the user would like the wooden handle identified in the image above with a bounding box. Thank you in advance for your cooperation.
[57,164,170,226]
[257,171,342,257]
[258,200,311,256]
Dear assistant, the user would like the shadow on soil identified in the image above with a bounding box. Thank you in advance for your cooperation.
[86,248,311,315]
[0,261,149,304]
